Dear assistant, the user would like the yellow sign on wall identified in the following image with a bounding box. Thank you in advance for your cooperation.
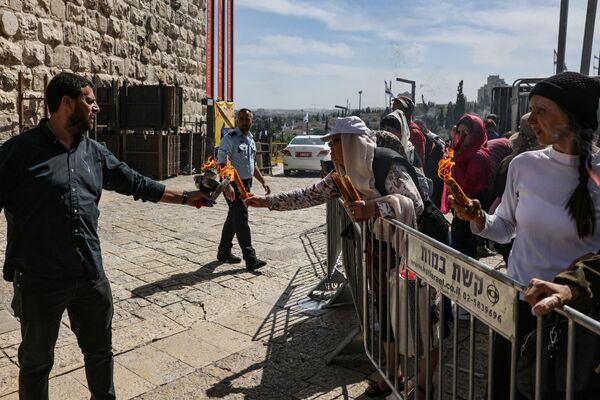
[214,101,235,147]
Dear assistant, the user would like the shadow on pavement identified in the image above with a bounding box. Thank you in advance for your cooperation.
[204,226,375,399]
[130,260,254,298]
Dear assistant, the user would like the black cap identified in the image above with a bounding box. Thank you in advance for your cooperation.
[529,72,600,130]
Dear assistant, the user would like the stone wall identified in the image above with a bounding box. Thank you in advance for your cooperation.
[0,0,206,140]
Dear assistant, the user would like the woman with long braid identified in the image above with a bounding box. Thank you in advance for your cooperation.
[452,72,600,399]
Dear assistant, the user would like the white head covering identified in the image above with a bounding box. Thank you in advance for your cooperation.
[321,116,372,141]
[323,117,417,246]
[321,117,380,200]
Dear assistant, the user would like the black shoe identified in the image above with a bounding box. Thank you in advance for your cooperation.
[477,245,497,258]
[246,259,267,271]
[217,254,242,264]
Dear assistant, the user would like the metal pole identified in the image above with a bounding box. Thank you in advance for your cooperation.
[556,0,569,73]
[580,0,598,75]
[358,90,362,112]
[188,126,194,174]
[395,78,416,102]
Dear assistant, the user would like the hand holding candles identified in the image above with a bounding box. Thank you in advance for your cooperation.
[438,149,481,221]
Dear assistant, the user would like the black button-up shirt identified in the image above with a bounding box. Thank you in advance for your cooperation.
[0,120,165,282]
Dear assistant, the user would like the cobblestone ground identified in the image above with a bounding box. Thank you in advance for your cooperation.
[0,165,505,400]
[0,166,377,400]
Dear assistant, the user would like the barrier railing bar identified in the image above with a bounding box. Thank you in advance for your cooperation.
[488,328,494,400]
[534,317,542,400]
[452,302,458,400]
[557,304,600,334]
[363,222,375,368]
[468,314,475,400]
[566,318,575,400]
[438,297,445,400]
[509,297,519,400]
[414,277,420,399]
[394,227,402,393]
[386,230,392,385]
[403,232,410,399]
[377,221,383,373]
[425,284,432,400]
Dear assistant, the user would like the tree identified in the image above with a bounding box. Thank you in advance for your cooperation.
[445,102,455,128]
[438,108,445,129]
[453,80,466,122]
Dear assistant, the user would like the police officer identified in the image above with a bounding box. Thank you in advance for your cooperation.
[217,108,270,270]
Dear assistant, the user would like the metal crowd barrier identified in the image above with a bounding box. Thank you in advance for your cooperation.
[327,199,600,400]
[306,199,355,310]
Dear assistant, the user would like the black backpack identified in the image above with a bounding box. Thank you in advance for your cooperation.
[372,147,449,245]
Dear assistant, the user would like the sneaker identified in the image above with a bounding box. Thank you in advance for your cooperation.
[246,259,267,271]
[217,254,242,264]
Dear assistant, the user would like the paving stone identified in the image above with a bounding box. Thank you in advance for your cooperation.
[111,314,186,354]
[188,321,253,354]
[71,362,155,400]
[132,368,219,399]
[0,331,20,350]
[116,346,194,386]
[217,311,267,337]
[0,311,18,336]
[0,364,18,397]
[48,373,89,400]
[151,331,229,368]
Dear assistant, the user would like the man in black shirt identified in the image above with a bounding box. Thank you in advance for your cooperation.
[0,72,210,399]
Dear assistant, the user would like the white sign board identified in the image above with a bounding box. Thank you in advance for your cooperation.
[407,234,517,340]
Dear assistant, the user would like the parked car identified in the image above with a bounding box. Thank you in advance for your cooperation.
[282,135,330,176]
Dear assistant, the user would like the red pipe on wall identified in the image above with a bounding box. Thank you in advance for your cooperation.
[227,0,234,101]
[206,0,214,99]
[217,0,224,100]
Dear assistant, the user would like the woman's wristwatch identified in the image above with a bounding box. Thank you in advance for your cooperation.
[181,191,189,205]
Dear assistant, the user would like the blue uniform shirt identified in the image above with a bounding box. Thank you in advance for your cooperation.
[217,127,257,180]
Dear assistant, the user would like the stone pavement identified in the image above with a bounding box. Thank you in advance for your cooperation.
[0,166,377,400]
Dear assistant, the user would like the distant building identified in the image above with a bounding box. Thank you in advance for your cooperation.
[477,75,508,110]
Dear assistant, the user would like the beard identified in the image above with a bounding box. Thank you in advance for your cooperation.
[68,105,93,134]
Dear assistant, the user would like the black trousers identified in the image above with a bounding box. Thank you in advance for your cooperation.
[218,178,257,262]
[451,217,478,259]
[490,300,536,400]
[12,272,115,400]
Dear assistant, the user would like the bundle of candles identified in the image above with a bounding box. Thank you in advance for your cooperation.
[437,149,481,220]
[330,172,362,202]
[194,157,251,207]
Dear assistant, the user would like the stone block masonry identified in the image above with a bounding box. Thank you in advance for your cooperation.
[0,0,207,140]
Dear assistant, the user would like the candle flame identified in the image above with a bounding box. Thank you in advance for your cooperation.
[202,156,217,171]
[201,157,252,200]
[437,148,455,180]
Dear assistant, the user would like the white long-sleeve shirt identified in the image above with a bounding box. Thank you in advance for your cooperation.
[472,147,600,286]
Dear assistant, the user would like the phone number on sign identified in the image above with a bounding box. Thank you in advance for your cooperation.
[462,292,502,323]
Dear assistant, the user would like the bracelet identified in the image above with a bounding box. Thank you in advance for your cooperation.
[181,191,189,205]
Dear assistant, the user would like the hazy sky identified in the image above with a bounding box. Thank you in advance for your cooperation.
[233,0,600,110]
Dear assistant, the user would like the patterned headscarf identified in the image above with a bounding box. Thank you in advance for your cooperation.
[380,110,414,163]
